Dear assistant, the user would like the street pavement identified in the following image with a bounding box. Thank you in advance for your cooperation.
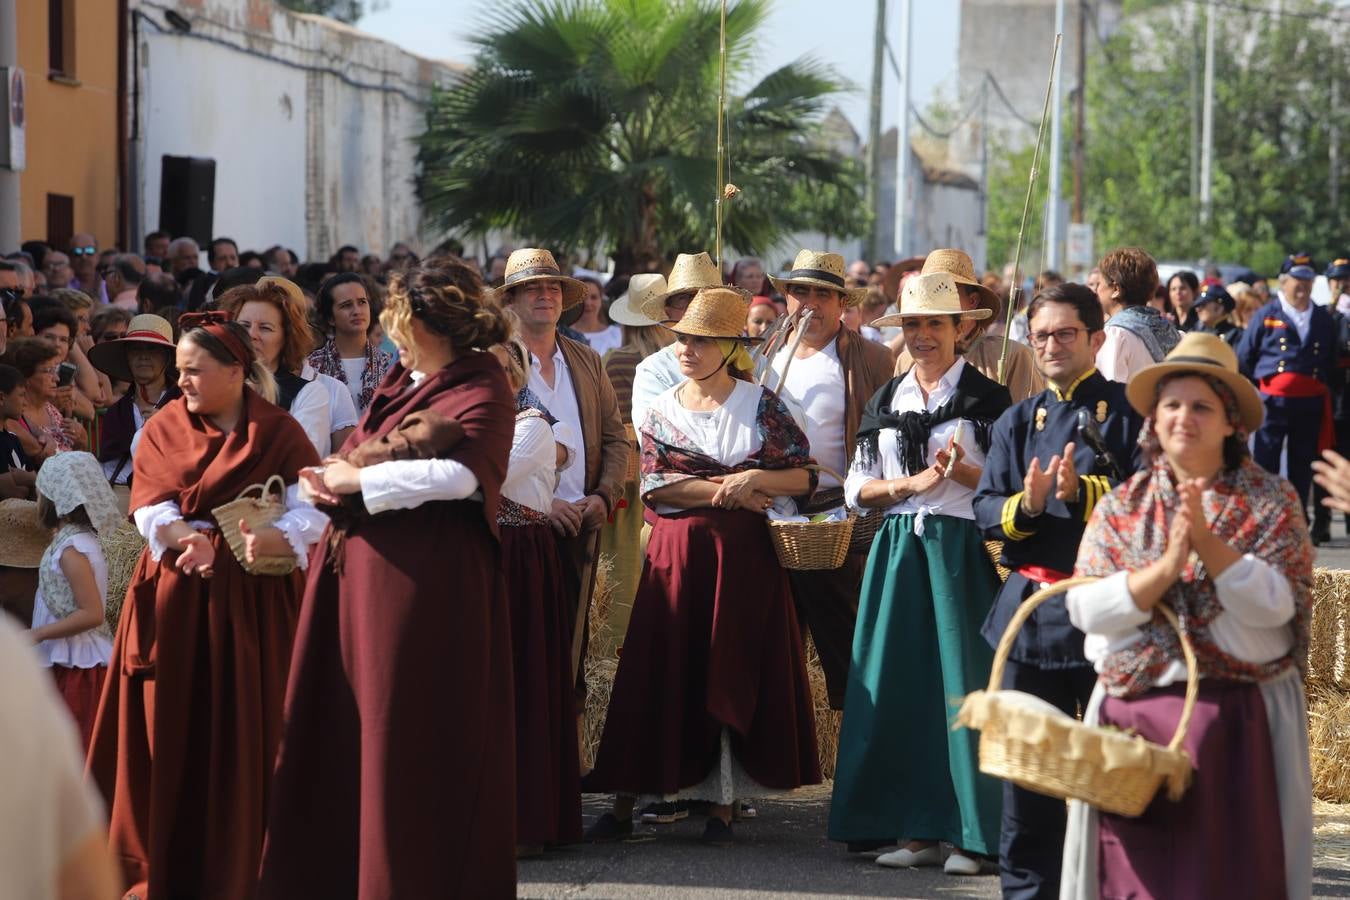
[518,522,1350,898]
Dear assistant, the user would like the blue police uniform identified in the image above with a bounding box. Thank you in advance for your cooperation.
[972,369,1143,899]
[1235,297,1337,509]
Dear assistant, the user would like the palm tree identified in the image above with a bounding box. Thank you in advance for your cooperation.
[417,0,864,273]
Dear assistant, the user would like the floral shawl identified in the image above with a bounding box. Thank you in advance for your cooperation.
[306,337,394,412]
[639,385,817,509]
[1074,456,1314,698]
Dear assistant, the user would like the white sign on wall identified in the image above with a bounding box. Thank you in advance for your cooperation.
[1067,222,1094,268]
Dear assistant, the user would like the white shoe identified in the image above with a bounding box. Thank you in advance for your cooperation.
[877,844,943,868]
[943,850,982,876]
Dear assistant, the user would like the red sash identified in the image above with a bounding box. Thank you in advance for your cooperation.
[1259,372,1335,452]
[1016,564,1073,585]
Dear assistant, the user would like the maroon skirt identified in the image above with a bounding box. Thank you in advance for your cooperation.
[51,664,105,751]
[1097,679,1286,900]
[501,519,582,847]
[585,508,820,795]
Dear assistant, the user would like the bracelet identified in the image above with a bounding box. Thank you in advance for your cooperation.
[887,480,898,502]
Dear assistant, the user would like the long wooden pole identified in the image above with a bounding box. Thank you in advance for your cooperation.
[714,0,729,270]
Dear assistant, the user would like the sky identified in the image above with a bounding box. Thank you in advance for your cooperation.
[355,0,962,137]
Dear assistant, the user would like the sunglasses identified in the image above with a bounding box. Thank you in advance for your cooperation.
[70,246,98,256]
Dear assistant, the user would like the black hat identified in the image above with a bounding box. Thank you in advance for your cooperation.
[1327,258,1350,280]
[1280,252,1317,280]
[1193,283,1233,313]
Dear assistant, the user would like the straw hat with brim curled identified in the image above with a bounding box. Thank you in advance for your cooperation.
[89,314,176,383]
[609,273,669,328]
[1125,332,1265,432]
[769,250,869,308]
[870,271,993,328]
[487,249,587,310]
[663,288,760,343]
[637,252,745,323]
[922,249,1002,321]
[0,498,46,568]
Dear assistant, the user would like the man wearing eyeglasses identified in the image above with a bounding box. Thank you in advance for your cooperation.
[972,282,1144,899]
[67,233,105,301]
[0,262,20,355]
[42,250,73,290]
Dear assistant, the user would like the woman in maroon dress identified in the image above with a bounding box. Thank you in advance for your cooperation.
[259,259,518,898]
[87,313,325,900]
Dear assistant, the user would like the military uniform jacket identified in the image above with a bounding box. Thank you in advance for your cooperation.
[1235,298,1337,387]
[973,370,1144,668]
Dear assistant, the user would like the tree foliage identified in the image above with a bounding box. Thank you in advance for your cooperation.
[985,0,1348,274]
[416,0,863,272]
[277,0,373,24]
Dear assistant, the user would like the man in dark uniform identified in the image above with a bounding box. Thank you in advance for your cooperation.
[1236,253,1338,516]
[1311,258,1350,543]
[1192,283,1244,348]
[973,282,1144,899]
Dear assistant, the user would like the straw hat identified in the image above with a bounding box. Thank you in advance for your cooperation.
[663,287,759,342]
[0,499,46,568]
[89,314,176,383]
[488,249,587,310]
[921,249,1002,321]
[639,251,736,320]
[609,273,669,328]
[769,250,869,307]
[870,271,993,328]
[881,255,927,304]
[1125,332,1264,431]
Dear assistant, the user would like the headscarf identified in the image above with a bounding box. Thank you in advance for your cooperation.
[715,338,755,374]
[36,450,122,536]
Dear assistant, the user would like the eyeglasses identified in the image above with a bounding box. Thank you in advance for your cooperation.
[1027,327,1091,348]
[70,246,97,256]
[35,366,59,375]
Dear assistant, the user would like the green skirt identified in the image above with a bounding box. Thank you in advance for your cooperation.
[827,513,1003,854]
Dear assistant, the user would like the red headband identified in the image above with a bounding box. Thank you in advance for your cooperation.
[180,311,252,367]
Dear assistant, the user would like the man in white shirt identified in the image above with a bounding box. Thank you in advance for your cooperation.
[496,249,629,707]
[766,250,895,713]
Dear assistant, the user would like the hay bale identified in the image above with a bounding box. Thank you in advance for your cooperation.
[804,635,840,780]
[1308,568,1350,689]
[100,522,146,634]
[1309,681,1350,802]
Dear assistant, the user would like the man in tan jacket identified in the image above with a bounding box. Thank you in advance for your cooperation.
[765,251,896,712]
[496,249,630,702]
[894,250,1045,403]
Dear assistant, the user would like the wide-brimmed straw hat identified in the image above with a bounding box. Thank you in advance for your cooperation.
[881,255,927,304]
[0,498,46,568]
[921,249,1002,321]
[870,271,993,328]
[609,273,669,328]
[1125,332,1264,431]
[663,287,760,343]
[89,314,176,383]
[488,249,587,310]
[639,251,736,317]
[769,250,869,308]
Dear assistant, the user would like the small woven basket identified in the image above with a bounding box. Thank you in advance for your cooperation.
[768,465,855,571]
[957,576,1197,817]
[211,475,297,577]
[624,423,640,483]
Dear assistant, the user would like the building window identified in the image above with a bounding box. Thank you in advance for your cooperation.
[47,194,73,251]
[48,0,75,80]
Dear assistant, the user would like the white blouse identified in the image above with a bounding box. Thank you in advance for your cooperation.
[502,414,560,515]
[842,358,985,531]
[643,379,763,516]
[133,482,329,570]
[30,530,112,669]
[1065,556,1296,688]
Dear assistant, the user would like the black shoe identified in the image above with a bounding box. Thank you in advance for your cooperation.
[584,813,634,843]
[847,838,896,853]
[701,816,735,847]
[640,801,689,824]
[1313,526,1331,546]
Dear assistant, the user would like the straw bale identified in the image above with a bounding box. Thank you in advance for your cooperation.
[1309,681,1350,803]
[804,635,841,780]
[1308,568,1350,689]
[100,522,146,634]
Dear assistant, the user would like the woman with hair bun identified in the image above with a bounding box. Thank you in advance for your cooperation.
[260,258,519,898]
[87,311,327,900]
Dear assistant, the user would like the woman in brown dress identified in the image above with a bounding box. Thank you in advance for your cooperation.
[87,312,325,900]
[259,259,518,898]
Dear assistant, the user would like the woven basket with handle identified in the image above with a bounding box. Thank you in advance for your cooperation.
[211,474,297,577]
[956,576,1196,817]
[768,465,856,571]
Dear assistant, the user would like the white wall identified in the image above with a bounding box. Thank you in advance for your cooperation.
[140,33,309,255]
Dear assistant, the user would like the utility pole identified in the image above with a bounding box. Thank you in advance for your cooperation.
[866,0,886,263]
[1199,0,1216,229]
[894,0,913,260]
[1332,65,1341,213]
[1047,0,1066,269]
[0,0,19,252]
[1188,4,1201,223]
[1072,0,1087,224]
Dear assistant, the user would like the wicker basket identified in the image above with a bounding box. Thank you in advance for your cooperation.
[624,423,640,483]
[768,465,855,571]
[984,540,1010,582]
[211,475,297,577]
[957,576,1197,817]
